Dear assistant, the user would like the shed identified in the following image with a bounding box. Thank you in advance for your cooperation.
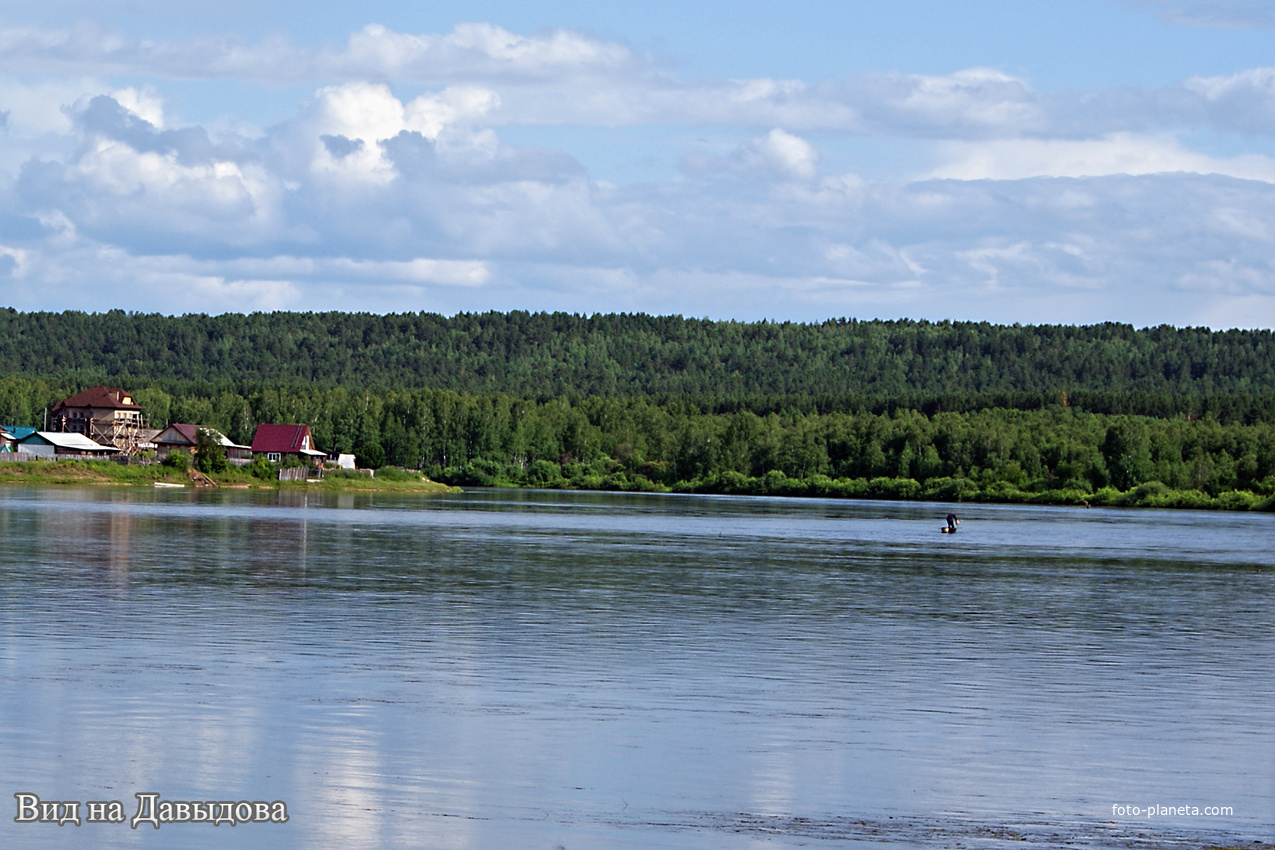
[18,431,118,458]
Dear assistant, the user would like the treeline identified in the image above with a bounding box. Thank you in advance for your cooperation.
[2,376,1271,508]
[2,309,1275,400]
[1,309,1273,508]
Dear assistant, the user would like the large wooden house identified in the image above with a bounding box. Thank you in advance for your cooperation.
[51,386,147,453]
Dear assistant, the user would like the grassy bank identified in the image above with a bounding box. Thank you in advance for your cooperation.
[0,459,457,493]
[290,468,458,492]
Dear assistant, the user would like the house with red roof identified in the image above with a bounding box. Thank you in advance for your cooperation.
[51,385,147,452]
[250,423,326,466]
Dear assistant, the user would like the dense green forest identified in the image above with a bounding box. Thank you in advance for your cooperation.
[0,310,1273,509]
[2,309,1274,400]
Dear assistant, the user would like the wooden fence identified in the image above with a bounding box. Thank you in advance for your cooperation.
[278,467,322,481]
[0,452,127,462]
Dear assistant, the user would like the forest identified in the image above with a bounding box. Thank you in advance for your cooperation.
[1,308,1274,399]
[0,310,1272,509]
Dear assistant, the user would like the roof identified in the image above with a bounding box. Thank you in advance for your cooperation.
[52,386,142,412]
[250,423,322,455]
[156,424,248,450]
[19,431,117,452]
[154,423,198,445]
[1,425,36,440]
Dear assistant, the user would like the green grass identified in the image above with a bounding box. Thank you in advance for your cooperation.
[283,469,455,492]
[0,459,456,493]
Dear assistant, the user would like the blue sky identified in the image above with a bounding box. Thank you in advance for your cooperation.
[2,1,1275,327]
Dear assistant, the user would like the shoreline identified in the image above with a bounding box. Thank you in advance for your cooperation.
[1,458,1271,510]
[0,459,458,493]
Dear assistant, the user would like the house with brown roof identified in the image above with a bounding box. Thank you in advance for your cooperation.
[153,424,253,466]
[51,386,147,453]
[250,423,326,466]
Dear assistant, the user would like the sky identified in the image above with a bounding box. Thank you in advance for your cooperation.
[2,1,1275,327]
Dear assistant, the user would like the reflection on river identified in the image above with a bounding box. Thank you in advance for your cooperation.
[0,486,1272,849]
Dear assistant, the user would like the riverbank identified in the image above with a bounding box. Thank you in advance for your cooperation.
[1,458,1271,510]
[0,459,457,493]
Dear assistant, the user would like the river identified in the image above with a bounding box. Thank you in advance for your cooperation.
[1,486,1272,849]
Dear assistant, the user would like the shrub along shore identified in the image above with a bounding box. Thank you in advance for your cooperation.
[432,458,1275,511]
[409,402,1275,512]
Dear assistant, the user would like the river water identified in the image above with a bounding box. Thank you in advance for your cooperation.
[0,486,1272,849]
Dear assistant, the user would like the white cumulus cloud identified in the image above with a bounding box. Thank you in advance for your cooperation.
[685,129,820,181]
[283,82,500,183]
[110,85,164,128]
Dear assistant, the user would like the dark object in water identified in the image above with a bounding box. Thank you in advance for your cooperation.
[940,525,957,533]
[942,513,960,533]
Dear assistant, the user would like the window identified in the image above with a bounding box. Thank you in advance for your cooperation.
[267,452,281,462]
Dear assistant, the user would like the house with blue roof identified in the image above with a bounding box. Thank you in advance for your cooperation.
[0,425,36,452]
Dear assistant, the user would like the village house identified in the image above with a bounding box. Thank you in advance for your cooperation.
[0,425,34,453]
[51,386,148,453]
[17,431,118,458]
[153,423,253,466]
[250,423,326,466]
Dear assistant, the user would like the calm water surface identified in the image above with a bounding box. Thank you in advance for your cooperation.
[0,486,1272,849]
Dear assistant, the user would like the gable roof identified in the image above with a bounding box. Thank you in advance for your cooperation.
[155,424,247,450]
[52,386,142,412]
[251,423,322,455]
[155,423,199,445]
[1,425,36,441]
